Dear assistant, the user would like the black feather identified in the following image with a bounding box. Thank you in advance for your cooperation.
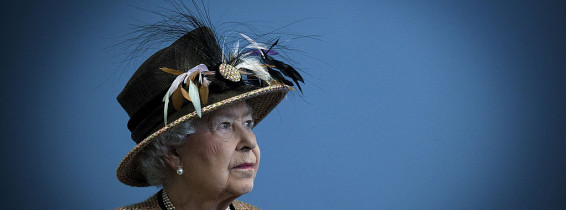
[264,55,304,92]
[119,0,223,70]
[267,67,293,86]
[262,39,279,57]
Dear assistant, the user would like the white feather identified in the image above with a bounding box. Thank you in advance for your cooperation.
[232,40,240,56]
[235,57,272,83]
[239,33,268,52]
[188,80,202,117]
[221,33,231,63]
[162,64,209,123]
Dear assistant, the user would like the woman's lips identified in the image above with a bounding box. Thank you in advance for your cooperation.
[234,163,254,169]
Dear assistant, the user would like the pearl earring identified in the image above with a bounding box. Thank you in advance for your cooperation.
[176,165,184,175]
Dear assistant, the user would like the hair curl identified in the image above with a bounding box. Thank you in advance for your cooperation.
[135,120,196,186]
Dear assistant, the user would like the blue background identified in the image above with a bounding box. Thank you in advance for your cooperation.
[1,0,565,209]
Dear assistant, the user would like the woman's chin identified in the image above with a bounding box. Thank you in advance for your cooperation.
[227,180,254,195]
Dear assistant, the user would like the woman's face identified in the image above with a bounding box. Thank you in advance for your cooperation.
[176,102,260,196]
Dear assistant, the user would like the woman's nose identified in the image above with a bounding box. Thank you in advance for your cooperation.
[235,124,257,151]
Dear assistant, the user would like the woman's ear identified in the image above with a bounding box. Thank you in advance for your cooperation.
[164,146,181,170]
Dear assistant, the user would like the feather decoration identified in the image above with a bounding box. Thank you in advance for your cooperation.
[199,82,209,105]
[232,33,304,92]
[263,39,280,57]
[232,40,240,59]
[200,74,210,104]
[263,55,304,92]
[261,40,304,92]
[179,85,192,102]
[160,67,185,75]
[267,67,293,86]
[161,64,209,124]
[239,33,269,57]
[172,84,184,111]
[188,80,202,117]
[239,33,264,50]
[235,57,272,83]
[162,70,189,125]
[260,39,304,91]
[244,49,278,56]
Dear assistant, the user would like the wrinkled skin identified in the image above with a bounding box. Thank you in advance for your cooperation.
[164,102,260,210]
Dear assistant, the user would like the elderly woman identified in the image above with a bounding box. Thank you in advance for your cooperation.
[114,10,304,210]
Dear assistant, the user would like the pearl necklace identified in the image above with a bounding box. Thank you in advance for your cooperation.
[162,190,176,210]
[162,190,231,210]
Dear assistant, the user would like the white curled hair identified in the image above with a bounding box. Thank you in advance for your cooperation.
[136,120,196,186]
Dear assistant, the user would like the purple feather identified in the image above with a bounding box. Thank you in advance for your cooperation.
[245,49,278,56]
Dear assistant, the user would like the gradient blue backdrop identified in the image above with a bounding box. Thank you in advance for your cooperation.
[1,0,565,209]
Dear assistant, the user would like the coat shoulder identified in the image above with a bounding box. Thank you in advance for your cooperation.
[114,193,161,210]
[233,200,260,210]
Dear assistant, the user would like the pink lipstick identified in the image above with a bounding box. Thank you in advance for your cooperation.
[234,163,254,169]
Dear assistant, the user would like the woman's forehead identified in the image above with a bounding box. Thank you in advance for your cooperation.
[210,102,252,119]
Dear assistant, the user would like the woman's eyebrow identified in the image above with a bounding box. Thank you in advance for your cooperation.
[213,108,252,120]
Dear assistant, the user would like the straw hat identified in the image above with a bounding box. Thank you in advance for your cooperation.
[116,24,304,186]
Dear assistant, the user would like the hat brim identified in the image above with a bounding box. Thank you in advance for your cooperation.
[117,84,290,187]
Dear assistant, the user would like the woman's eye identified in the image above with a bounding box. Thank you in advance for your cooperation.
[244,120,255,128]
[218,122,231,130]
